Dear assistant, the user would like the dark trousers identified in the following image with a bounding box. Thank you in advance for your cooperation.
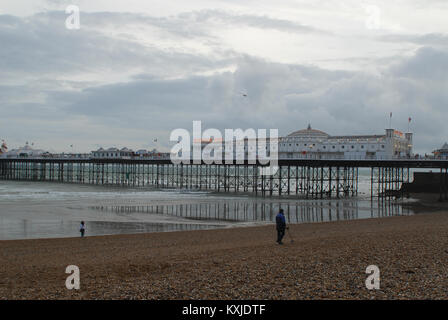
[277,228,285,243]
[80,230,85,237]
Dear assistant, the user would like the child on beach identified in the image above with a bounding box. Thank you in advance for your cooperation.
[80,221,86,237]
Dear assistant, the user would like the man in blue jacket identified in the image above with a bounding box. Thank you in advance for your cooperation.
[276,209,287,244]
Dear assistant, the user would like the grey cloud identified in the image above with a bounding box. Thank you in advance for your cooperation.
[284,47,448,153]
[389,46,448,81]
[0,12,236,83]
[179,10,331,35]
[4,45,447,154]
[378,33,448,47]
[40,9,331,40]
[6,48,447,153]
[1,8,447,154]
[0,9,332,88]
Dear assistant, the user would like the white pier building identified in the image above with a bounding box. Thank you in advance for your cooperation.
[278,125,413,160]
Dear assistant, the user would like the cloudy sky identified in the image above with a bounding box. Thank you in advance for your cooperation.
[1,0,447,154]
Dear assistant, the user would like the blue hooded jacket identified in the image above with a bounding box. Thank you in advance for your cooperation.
[276,212,286,230]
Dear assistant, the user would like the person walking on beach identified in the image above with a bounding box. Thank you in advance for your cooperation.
[276,209,287,244]
[80,221,86,238]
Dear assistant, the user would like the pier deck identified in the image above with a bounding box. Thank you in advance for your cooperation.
[1,158,447,199]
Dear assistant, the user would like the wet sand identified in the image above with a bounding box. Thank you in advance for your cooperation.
[402,193,448,212]
[1,211,448,300]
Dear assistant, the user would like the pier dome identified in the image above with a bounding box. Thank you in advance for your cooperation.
[287,124,329,138]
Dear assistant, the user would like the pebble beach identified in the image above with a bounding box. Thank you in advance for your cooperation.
[1,211,448,300]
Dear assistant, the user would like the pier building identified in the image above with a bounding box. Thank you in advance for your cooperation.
[278,125,413,160]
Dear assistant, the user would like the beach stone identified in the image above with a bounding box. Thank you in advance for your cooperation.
[1,212,448,299]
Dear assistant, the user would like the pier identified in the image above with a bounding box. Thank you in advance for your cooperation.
[1,158,447,199]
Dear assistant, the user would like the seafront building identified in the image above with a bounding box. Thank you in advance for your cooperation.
[91,147,169,159]
[277,125,413,160]
[1,125,414,160]
[91,147,133,159]
[186,125,413,161]
[1,143,46,158]
[433,143,448,160]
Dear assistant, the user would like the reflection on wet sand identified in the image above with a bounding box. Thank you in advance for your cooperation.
[90,198,413,224]
[0,218,223,240]
[0,180,416,240]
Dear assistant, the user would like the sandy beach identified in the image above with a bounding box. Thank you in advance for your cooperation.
[1,211,448,300]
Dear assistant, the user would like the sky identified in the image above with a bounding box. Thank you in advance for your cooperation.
[0,0,447,154]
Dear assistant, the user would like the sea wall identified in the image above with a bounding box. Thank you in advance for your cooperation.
[401,172,448,193]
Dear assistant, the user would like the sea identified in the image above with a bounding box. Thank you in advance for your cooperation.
[0,168,429,240]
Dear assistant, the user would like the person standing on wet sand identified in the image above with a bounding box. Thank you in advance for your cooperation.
[80,221,86,238]
[276,209,286,244]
